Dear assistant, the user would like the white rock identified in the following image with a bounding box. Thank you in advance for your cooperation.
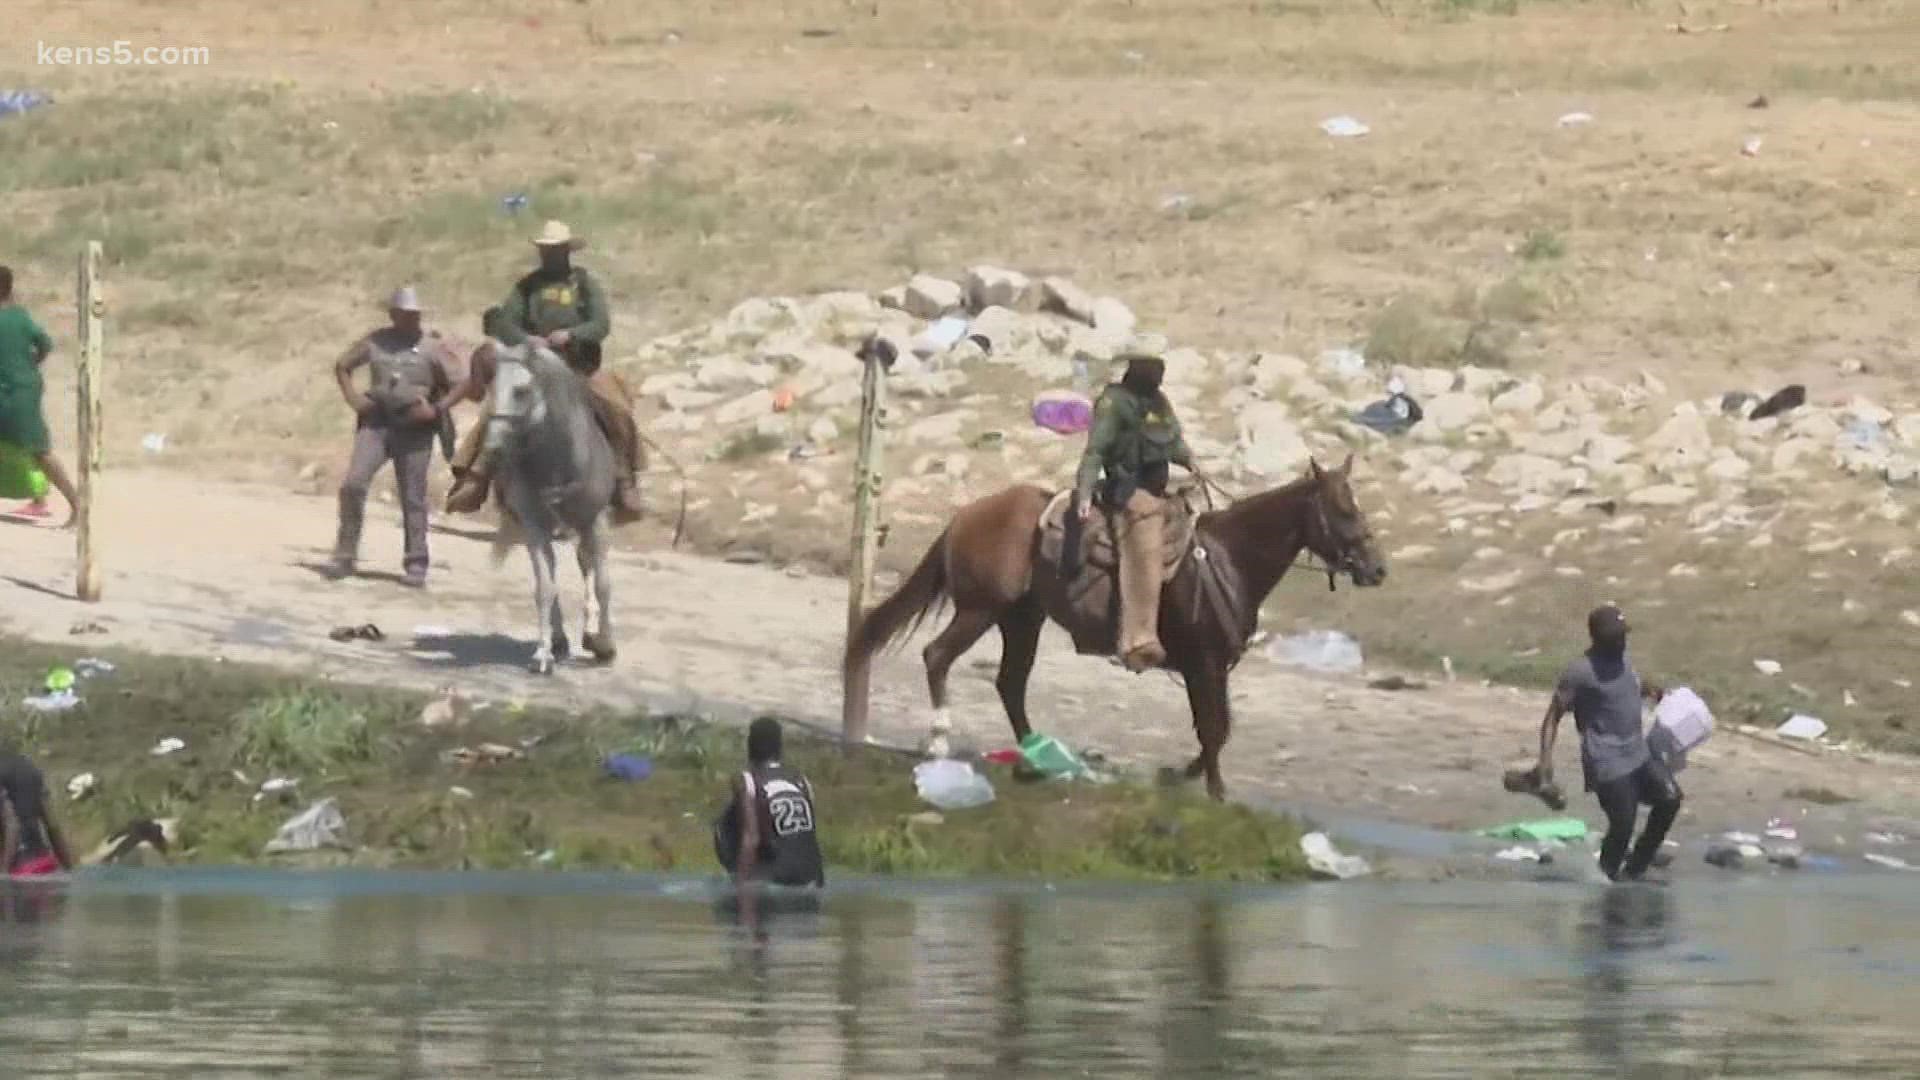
[1391,545,1435,562]
[1412,468,1468,495]
[1426,392,1487,432]
[693,355,777,390]
[966,306,1027,357]
[801,291,882,338]
[662,386,722,412]
[1040,277,1098,324]
[1492,382,1545,414]
[1627,484,1695,507]
[1648,403,1713,456]
[639,370,694,396]
[904,274,965,319]
[1401,367,1457,399]
[721,297,797,340]
[877,286,908,311]
[714,389,775,425]
[1456,367,1508,397]
[1512,430,1586,460]
[1091,297,1137,335]
[904,411,972,445]
[1706,454,1751,481]
[807,417,840,444]
[1161,347,1211,388]
[964,266,1032,312]
[1532,401,1572,432]
[1237,403,1313,478]
[1771,438,1821,472]
[1583,434,1635,468]
[1460,568,1527,594]
[1488,454,1575,494]
[1789,409,1842,442]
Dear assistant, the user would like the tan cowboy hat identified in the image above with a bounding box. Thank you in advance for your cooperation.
[532,220,584,249]
[387,286,423,312]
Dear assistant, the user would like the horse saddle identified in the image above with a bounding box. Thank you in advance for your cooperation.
[1037,481,1202,579]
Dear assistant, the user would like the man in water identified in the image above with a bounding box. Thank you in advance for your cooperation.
[1073,348,1200,672]
[1536,605,1680,882]
[444,220,645,522]
[714,717,825,889]
[0,266,82,526]
[1,750,75,877]
[326,286,461,588]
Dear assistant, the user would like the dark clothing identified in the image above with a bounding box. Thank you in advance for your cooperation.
[0,752,53,866]
[337,327,457,429]
[1074,383,1194,510]
[1594,757,1683,881]
[496,266,611,374]
[0,304,54,455]
[334,421,435,576]
[1555,651,1651,791]
[713,763,825,888]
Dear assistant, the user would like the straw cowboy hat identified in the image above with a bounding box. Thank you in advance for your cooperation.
[387,286,423,312]
[532,220,585,249]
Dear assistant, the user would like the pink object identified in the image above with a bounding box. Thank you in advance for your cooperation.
[1032,391,1093,435]
[11,501,51,519]
[983,749,1022,765]
[10,853,61,878]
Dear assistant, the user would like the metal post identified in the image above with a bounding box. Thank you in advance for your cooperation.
[76,241,105,603]
[841,347,888,745]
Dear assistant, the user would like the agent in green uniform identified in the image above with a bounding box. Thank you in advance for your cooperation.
[0,267,81,526]
[1073,349,1199,672]
[446,221,645,523]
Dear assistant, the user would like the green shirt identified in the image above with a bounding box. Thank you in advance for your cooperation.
[494,265,611,346]
[0,304,52,397]
[1074,383,1193,504]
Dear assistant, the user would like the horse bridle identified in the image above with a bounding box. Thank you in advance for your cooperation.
[1200,471,1369,592]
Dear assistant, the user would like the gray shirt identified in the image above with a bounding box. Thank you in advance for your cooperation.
[1555,651,1649,787]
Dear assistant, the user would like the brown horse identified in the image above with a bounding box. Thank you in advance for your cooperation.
[843,455,1388,800]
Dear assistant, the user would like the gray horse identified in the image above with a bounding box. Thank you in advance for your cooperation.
[484,342,617,675]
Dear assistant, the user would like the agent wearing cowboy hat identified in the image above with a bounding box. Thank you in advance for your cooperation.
[445,220,645,522]
[1073,344,1201,673]
[326,286,461,588]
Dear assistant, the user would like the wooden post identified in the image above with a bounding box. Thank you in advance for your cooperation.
[76,242,105,603]
[841,347,887,745]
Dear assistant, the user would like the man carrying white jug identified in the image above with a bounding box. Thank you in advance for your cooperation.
[1536,605,1686,882]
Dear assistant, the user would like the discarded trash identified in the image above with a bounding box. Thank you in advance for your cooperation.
[69,619,107,636]
[150,737,186,757]
[500,192,529,215]
[1776,714,1828,741]
[449,786,476,800]
[1478,817,1589,842]
[1018,732,1089,779]
[1032,389,1094,435]
[1301,832,1371,880]
[1159,192,1194,213]
[1502,765,1568,812]
[74,658,114,678]
[141,433,167,454]
[67,773,97,802]
[1352,389,1423,436]
[1267,630,1363,673]
[44,667,75,693]
[1764,823,1799,842]
[1747,94,1769,109]
[1494,846,1552,864]
[603,753,653,781]
[1740,135,1763,157]
[0,90,52,120]
[912,759,996,810]
[1319,115,1370,139]
[1706,841,1769,870]
[771,386,796,413]
[254,777,299,804]
[264,798,348,854]
[417,690,472,730]
[1843,417,1885,451]
[1317,348,1368,379]
[1753,659,1783,676]
[1749,385,1805,421]
[911,316,970,358]
[22,690,79,713]
[1864,852,1917,872]
[982,749,1022,766]
[448,743,525,766]
[329,624,385,643]
[1367,675,1425,691]
[1865,832,1908,846]
[1719,390,1758,416]
[1557,111,1595,128]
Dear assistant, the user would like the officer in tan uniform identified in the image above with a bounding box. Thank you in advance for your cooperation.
[327,287,460,587]
[1073,349,1198,672]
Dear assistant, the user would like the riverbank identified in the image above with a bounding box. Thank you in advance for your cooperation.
[0,639,1312,881]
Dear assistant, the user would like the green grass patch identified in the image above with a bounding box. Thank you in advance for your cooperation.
[0,639,1309,881]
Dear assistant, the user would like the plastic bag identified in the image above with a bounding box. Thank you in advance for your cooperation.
[264,798,348,854]
[0,439,49,500]
[1032,390,1093,435]
[1477,817,1589,842]
[913,759,996,810]
[1266,630,1363,673]
[1018,732,1088,779]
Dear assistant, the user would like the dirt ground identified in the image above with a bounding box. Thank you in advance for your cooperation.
[5,473,1917,876]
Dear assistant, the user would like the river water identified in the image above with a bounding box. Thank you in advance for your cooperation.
[2,870,1915,1077]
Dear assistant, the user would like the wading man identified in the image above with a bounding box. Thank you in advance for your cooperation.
[1,750,74,878]
[1073,348,1199,672]
[326,287,461,588]
[713,717,825,890]
[445,220,644,523]
[1537,605,1681,882]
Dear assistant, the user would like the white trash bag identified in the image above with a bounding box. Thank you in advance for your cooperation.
[264,797,348,854]
[913,759,996,811]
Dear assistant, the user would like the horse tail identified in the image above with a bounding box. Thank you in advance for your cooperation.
[843,527,951,682]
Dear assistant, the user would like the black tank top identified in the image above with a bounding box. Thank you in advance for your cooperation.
[745,764,824,887]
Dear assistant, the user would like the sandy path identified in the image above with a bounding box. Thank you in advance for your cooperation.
[4,471,1917,867]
